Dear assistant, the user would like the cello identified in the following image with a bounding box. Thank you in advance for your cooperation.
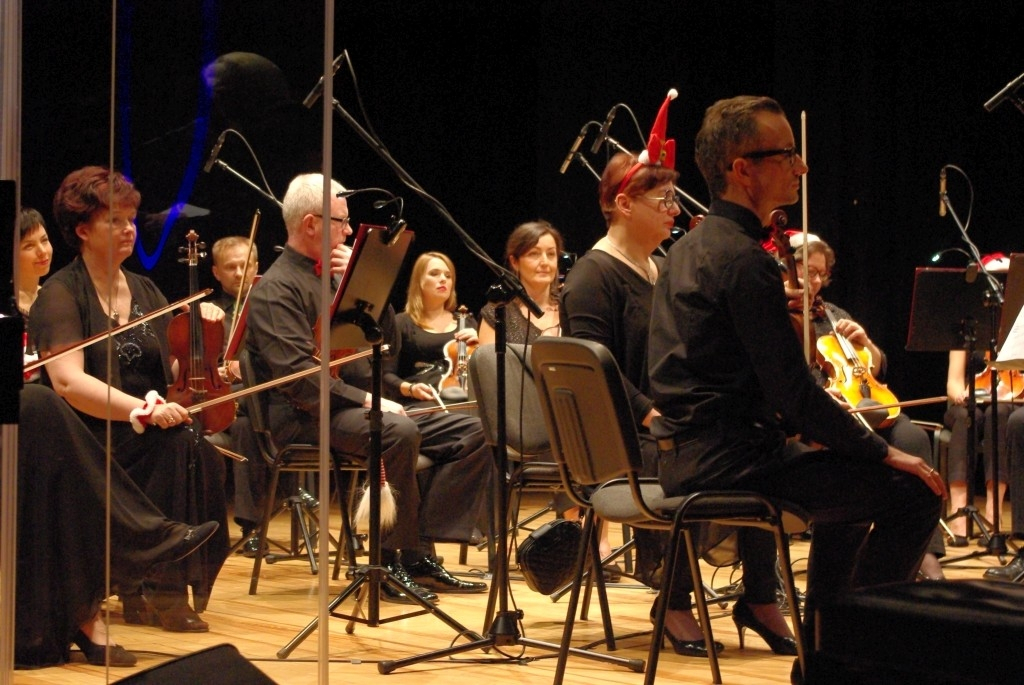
[166,230,235,434]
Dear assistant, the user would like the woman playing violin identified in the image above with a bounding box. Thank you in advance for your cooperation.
[379,251,493,583]
[29,166,229,632]
[790,233,946,578]
[944,348,1012,545]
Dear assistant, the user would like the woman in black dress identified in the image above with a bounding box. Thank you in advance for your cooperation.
[381,251,493,591]
[16,384,217,668]
[29,166,229,632]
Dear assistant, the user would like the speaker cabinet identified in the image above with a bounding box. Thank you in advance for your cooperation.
[115,644,277,684]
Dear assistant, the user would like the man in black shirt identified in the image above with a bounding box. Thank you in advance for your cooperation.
[245,173,485,602]
[647,96,944,656]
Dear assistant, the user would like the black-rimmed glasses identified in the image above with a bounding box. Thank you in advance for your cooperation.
[312,214,350,228]
[741,146,800,167]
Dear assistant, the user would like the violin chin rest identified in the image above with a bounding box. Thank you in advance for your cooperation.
[439,387,469,403]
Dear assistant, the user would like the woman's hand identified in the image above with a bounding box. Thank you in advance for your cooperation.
[454,328,479,346]
[151,401,192,429]
[405,381,436,402]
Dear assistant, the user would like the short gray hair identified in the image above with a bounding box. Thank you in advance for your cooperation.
[281,173,346,233]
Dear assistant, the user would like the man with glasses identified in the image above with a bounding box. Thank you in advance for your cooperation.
[647,96,944,674]
[244,173,486,603]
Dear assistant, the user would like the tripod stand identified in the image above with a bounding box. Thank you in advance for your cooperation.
[906,267,1016,565]
[378,282,643,675]
[277,224,480,659]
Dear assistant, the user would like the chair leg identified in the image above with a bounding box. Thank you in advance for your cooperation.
[553,507,599,685]
[684,526,722,684]
[249,468,283,595]
[774,522,806,680]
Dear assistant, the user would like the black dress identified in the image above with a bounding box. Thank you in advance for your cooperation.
[383,312,495,544]
[15,384,184,668]
[29,258,229,612]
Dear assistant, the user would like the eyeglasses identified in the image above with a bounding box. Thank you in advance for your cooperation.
[742,146,800,167]
[312,214,350,228]
[638,190,681,212]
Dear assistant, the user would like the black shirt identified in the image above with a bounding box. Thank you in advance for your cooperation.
[647,199,886,462]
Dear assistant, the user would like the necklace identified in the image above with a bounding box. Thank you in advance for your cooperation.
[604,238,656,285]
[95,278,121,322]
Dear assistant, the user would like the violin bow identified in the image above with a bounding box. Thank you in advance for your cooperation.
[26,289,212,374]
[186,346,385,415]
[799,110,813,364]
[225,209,261,353]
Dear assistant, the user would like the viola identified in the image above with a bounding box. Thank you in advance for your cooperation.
[439,305,477,395]
[815,306,900,429]
[166,230,235,434]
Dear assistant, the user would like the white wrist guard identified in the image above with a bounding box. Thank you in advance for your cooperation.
[129,390,165,433]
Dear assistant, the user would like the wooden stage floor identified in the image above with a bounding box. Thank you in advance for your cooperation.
[10,494,1017,685]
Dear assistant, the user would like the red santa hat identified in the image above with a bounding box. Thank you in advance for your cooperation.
[616,89,678,195]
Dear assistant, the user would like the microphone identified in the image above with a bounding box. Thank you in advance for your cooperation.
[983,70,1024,112]
[590,104,619,154]
[939,167,947,217]
[302,52,348,109]
[203,131,227,173]
[559,122,593,174]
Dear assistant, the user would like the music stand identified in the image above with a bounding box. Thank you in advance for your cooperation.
[277,224,480,658]
[906,267,1014,562]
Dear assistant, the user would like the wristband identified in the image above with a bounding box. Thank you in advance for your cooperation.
[129,390,166,433]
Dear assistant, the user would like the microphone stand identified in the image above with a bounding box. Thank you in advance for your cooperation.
[940,188,1014,563]
[324,90,640,675]
[207,158,282,208]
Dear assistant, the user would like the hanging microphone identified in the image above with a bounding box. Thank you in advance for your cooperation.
[302,52,348,109]
[590,104,619,154]
[939,167,947,217]
[559,122,594,174]
[203,131,227,173]
[983,70,1024,112]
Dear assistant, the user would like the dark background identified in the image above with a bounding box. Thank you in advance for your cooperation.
[19,0,1024,423]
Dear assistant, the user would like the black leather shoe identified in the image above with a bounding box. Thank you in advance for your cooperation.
[405,556,488,593]
[382,563,439,603]
[73,630,137,667]
[649,603,723,657]
[157,521,220,565]
[239,534,261,558]
[984,551,1024,581]
[732,598,798,656]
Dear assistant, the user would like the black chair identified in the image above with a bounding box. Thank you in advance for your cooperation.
[237,349,365,595]
[531,337,807,685]
[468,343,563,541]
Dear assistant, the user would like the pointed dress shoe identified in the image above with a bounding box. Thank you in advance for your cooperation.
[984,551,1024,581]
[650,603,723,657]
[404,556,488,593]
[156,520,220,565]
[72,630,138,667]
[380,562,439,604]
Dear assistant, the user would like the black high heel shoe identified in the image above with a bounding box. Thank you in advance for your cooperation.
[650,604,724,658]
[72,630,138,667]
[731,598,798,656]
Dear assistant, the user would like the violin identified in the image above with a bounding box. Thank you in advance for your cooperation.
[439,305,477,395]
[166,230,235,434]
[974,353,1024,402]
[815,306,900,429]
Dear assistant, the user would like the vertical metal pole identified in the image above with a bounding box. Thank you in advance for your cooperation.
[0,0,22,679]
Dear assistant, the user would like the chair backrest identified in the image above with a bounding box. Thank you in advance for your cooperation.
[469,343,551,458]
[237,348,286,466]
[530,337,646,487]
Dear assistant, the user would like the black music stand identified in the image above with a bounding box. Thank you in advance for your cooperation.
[276,224,480,658]
[906,267,1014,562]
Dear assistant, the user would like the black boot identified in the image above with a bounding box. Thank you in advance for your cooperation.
[983,550,1024,581]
